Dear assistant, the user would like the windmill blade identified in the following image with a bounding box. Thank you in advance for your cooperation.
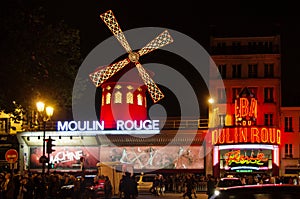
[100,10,132,53]
[89,58,130,87]
[137,30,174,57]
[135,62,164,103]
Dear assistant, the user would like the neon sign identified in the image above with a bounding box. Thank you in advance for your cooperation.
[212,127,281,145]
[224,150,268,166]
[57,120,160,131]
[235,97,257,126]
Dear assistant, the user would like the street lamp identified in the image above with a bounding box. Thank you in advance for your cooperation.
[36,101,54,177]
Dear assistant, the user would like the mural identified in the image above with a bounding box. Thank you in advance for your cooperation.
[100,145,204,170]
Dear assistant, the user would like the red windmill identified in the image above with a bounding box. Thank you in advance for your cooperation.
[89,10,173,128]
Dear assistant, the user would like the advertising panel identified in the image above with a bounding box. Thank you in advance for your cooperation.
[30,146,99,170]
[100,145,204,170]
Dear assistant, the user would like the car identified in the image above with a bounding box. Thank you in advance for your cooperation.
[135,173,157,193]
[210,184,300,199]
[86,175,105,198]
[215,177,243,189]
[59,174,104,198]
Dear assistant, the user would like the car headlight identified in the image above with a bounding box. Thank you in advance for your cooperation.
[214,190,220,196]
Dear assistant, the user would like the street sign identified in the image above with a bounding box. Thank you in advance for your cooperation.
[5,149,18,164]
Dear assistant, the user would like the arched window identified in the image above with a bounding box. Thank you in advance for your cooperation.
[115,91,122,103]
[126,92,133,104]
[105,93,111,104]
[137,94,143,106]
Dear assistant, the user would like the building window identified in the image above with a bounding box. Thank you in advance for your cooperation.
[248,87,258,97]
[219,114,226,127]
[248,64,258,78]
[114,91,122,104]
[217,88,226,103]
[264,114,273,126]
[264,63,274,78]
[264,87,274,102]
[218,64,227,79]
[137,94,143,106]
[285,117,293,132]
[232,87,242,103]
[232,64,242,78]
[126,92,133,104]
[105,93,111,104]
[285,144,293,158]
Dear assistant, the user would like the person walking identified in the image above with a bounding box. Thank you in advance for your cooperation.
[104,176,113,199]
[206,175,215,199]
[1,173,15,199]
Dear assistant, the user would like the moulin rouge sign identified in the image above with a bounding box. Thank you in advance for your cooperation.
[212,92,281,145]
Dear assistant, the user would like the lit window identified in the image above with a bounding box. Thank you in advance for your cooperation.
[126,92,133,104]
[102,95,104,106]
[137,94,143,106]
[105,93,111,104]
[114,91,122,104]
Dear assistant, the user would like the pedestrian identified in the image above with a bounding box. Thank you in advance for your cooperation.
[123,172,136,199]
[206,175,215,199]
[1,173,15,199]
[104,176,113,199]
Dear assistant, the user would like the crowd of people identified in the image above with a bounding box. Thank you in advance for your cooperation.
[1,170,299,199]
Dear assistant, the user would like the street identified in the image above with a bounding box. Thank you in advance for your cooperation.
[134,192,208,199]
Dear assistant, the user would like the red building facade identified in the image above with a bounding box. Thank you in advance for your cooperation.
[209,35,282,177]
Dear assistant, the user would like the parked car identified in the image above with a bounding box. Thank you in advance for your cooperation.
[86,175,105,198]
[59,174,104,198]
[135,173,157,193]
[210,184,300,199]
[215,177,243,189]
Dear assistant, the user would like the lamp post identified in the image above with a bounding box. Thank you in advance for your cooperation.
[36,102,54,178]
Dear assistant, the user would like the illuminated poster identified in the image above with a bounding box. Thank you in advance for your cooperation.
[100,145,204,170]
[220,149,272,171]
[30,147,99,170]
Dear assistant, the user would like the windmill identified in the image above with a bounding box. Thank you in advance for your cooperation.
[89,10,174,103]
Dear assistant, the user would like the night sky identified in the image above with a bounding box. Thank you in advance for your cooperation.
[2,1,300,118]
[44,0,300,107]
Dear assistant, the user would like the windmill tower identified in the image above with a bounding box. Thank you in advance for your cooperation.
[89,10,173,129]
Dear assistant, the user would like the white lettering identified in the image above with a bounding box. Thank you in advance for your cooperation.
[57,121,105,131]
[57,121,68,131]
[50,150,83,164]
[57,120,159,131]
[117,120,125,130]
